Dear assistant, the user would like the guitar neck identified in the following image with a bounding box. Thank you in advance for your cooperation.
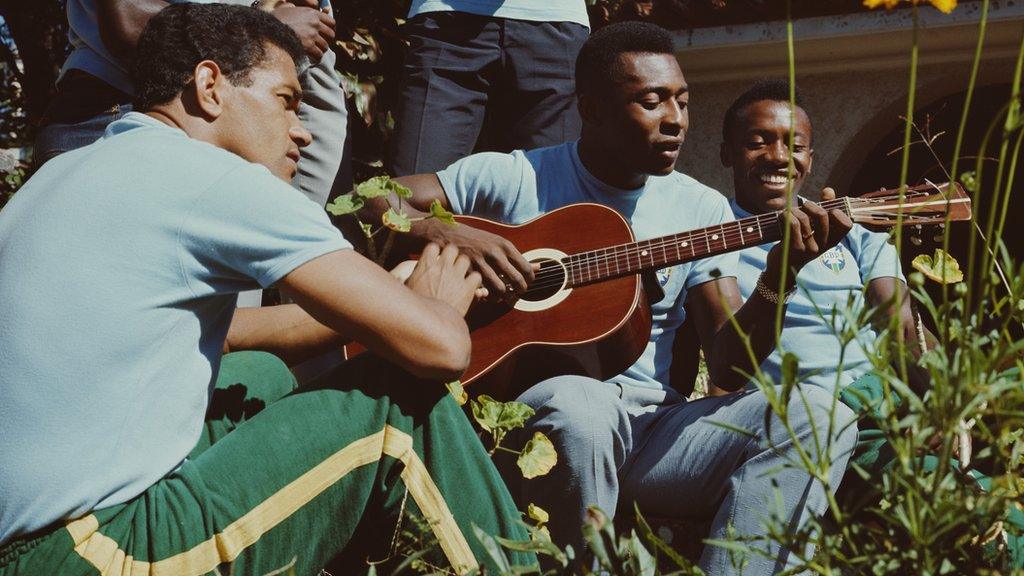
[564,197,852,287]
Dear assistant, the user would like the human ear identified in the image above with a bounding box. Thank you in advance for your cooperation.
[720,141,732,168]
[192,60,225,119]
[806,147,814,175]
[578,93,602,126]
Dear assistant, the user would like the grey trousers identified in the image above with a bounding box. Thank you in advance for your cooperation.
[501,376,858,575]
[388,12,588,176]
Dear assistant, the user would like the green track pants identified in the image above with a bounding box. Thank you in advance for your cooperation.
[0,351,535,575]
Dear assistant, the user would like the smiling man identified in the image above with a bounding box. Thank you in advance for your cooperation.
[353,23,858,574]
[0,5,534,575]
[720,79,919,394]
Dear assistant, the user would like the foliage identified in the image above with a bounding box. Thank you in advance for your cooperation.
[0,149,24,210]
[912,248,965,284]
[326,175,454,263]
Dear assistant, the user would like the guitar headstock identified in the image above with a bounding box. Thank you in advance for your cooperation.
[847,181,973,227]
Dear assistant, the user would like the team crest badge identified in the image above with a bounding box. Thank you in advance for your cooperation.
[657,267,674,286]
[820,246,846,274]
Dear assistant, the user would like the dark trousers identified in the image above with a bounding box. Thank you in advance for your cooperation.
[388,12,588,176]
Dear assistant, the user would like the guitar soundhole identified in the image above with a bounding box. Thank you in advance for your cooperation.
[521,258,565,303]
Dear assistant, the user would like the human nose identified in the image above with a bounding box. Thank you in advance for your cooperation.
[765,140,790,164]
[662,99,684,129]
[290,119,312,148]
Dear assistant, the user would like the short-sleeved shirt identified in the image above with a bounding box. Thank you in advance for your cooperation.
[0,113,350,545]
[730,199,905,393]
[438,142,737,390]
[408,0,589,27]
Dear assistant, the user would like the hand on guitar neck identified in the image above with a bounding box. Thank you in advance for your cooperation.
[761,187,854,292]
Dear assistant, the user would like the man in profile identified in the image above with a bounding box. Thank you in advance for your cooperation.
[0,5,532,575]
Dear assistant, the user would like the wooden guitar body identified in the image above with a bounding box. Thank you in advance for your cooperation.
[457,204,652,400]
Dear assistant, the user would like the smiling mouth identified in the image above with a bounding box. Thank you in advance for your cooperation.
[756,172,794,186]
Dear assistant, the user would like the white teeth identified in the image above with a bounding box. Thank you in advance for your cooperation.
[759,174,789,184]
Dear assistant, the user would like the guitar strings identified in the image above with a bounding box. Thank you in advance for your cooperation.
[520,192,940,295]
[531,189,937,285]
[521,203,830,293]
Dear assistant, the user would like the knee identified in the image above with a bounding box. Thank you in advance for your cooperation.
[785,386,858,451]
[516,376,630,463]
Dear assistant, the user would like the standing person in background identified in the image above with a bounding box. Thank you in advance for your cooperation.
[35,0,351,210]
[37,0,351,307]
[388,0,590,176]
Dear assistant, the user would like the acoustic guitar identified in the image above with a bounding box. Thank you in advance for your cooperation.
[357,182,972,400]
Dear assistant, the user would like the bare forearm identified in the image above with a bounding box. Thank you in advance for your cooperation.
[281,250,473,381]
[225,304,349,366]
[708,290,788,391]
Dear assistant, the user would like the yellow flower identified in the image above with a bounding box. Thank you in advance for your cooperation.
[862,0,957,12]
[928,0,957,13]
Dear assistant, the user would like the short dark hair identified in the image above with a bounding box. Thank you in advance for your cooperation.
[575,22,676,96]
[133,3,305,110]
[722,79,808,143]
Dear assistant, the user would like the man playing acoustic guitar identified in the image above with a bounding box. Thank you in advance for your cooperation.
[355,22,859,574]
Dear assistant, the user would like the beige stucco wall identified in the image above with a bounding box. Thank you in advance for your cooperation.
[670,1,1023,199]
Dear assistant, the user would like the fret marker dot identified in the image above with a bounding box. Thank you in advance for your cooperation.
[746,227,754,233]
[712,234,719,240]
[681,241,689,247]
[641,250,648,256]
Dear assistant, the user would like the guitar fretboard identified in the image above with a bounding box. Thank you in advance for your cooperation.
[563,197,851,287]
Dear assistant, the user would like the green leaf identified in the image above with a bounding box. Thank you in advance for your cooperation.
[429,198,457,225]
[959,171,978,193]
[471,395,504,433]
[494,533,564,560]
[324,193,364,216]
[358,221,374,239]
[624,530,657,576]
[386,178,414,199]
[471,524,512,573]
[911,248,964,284]
[517,432,558,479]
[471,395,535,433]
[527,503,549,524]
[354,175,392,199]
[381,208,412,233]
[445,381,467,406]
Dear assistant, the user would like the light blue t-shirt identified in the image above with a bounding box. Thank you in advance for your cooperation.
[0,113,350,545]
[438,142,737,390]
[730,199,905,393]
[63,0,255,94]
[408,0,589,27]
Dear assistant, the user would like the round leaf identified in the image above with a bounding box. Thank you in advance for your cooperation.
[382,208,412,233]
[354,175,392,199]
[325,193,364,216]
[518,431,558,479]
[911,248,964,284]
